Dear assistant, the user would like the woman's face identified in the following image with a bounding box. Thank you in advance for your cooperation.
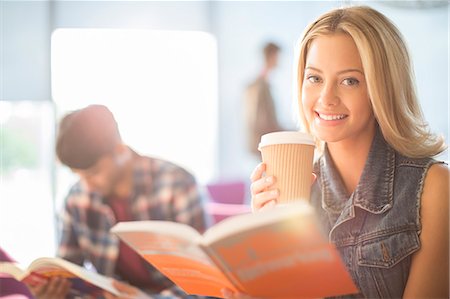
[301,33,375,146]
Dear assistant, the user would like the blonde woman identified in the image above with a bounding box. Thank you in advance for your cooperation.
[225,6,449,299]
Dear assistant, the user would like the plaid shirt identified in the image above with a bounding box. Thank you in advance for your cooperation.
[57,152,209,298]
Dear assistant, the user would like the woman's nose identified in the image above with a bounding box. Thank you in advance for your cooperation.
[319,83,339,106]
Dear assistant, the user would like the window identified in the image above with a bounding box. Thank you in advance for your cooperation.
[0,101,56,265]
[51,29,219,209]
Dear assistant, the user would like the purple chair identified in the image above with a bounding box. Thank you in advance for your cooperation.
[205,180,251,225]
[0,248,34,299]
[206,180,247,205]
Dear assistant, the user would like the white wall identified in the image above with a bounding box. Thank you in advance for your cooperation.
[1,1,51,101]
[50,1,212,30]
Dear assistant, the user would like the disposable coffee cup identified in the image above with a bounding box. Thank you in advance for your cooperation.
[258,131,315,203]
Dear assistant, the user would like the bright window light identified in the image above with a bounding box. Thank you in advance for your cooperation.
[0,101,56,265]
[51,29,218,193]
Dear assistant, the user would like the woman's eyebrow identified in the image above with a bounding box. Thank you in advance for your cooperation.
[337,68,364,75]
[305,66,322,73]
[305,66,364,75]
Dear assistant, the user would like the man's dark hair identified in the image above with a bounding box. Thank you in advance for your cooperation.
[56,105,121,169]
[263,42,281,61]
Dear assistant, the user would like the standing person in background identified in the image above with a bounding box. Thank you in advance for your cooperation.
[28,104,208,299]
[244,42,286,157]
[226,5,448,299]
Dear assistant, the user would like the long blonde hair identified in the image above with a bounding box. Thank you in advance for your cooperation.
[297,6,446,158]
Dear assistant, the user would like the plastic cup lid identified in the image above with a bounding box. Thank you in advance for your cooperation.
[258,131,315,150]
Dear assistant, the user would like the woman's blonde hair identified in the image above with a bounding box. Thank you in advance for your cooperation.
[297,5,446,158]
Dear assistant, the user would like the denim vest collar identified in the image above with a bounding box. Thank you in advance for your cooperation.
[319,127,395,229]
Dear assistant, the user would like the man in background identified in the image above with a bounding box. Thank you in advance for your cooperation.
[29,104,207,298]
[244,42,285,157]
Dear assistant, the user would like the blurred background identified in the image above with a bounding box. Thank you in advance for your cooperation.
[0,0,448,265]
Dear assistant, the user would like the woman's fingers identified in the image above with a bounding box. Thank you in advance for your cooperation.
[312,172,317,184]
[253,188,279,210]
[250,163,266,182]
[250,162,316,212]
[250,163,279,212]
[260,199,277,211]
[250,175,275,196]
[251,175,279,212]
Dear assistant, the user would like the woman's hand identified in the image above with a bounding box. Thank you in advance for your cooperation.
[250,163,279,212]
[250,163,317,212]
[104,280,151,299]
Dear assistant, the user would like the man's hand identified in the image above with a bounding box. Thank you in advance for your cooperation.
[221,288,263,299]
[104,280,151,299]
[27,276,71,299]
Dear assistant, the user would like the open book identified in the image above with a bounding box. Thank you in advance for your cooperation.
[111,202,358,298]
[0,257,119,297]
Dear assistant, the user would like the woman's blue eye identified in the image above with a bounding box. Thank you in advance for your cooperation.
[342,78,360,86]
[307,75,321,83]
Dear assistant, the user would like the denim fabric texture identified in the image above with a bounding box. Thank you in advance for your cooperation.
[310,128,443,298]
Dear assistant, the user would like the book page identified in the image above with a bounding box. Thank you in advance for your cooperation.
[202,202,312,246]
[27,257,118,296]
[0,262,26,280]
[0,262,48,286]
[111,221,207,262]
[205,204,358,298]
[111,222,238,297]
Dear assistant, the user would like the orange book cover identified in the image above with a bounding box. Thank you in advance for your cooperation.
[111,202,358,298]
[0,257,119,297]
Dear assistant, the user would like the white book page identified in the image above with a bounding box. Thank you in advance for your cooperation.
[111,221,212,265]
[111,221,201,240]
[29,258,119,295]
[201,202,314,246]
[0,262,26,280]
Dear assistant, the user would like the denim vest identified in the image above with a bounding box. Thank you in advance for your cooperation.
[310,129,442,298]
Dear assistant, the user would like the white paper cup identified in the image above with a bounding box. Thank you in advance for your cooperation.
[258,131,315,203]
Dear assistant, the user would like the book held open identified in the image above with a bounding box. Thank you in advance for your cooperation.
[0,257,119,297]
[111,202,358,298]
